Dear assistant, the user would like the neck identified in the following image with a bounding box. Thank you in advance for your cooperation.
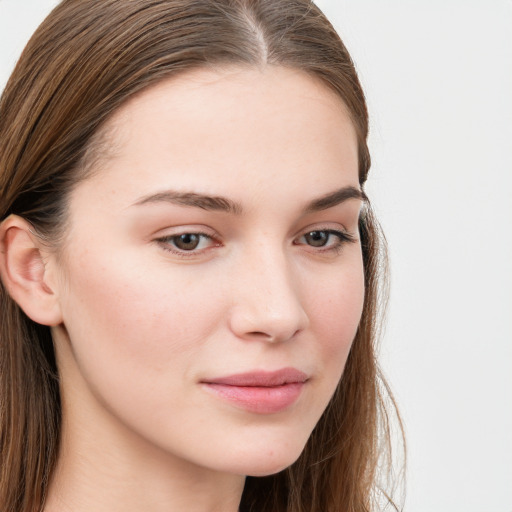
[44,409,244,512]
[44,338,244,512]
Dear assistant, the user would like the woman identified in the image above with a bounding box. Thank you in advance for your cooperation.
[0,1,401,511]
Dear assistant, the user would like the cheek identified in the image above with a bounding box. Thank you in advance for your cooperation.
[57,250,223,394]
[306,259,365,371]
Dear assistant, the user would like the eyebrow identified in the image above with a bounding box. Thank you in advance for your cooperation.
[133,191,243,214]
[304,186,367,213]
[133,185,366,214]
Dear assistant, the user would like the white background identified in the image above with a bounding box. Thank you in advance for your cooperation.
[1,1,511,511]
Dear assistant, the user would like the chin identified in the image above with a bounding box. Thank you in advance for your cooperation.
[245,461,298,477]
[245,452,303,477]
[224,437,308,477]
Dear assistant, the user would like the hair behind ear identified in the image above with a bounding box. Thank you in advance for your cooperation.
[0,260,61,511]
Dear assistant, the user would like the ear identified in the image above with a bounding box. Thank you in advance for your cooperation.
[0,215,63,326]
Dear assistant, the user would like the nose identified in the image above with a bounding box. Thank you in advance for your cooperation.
[228,245,309,343]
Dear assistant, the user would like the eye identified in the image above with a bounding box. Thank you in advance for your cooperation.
[173,233,204,251]
[295,229,356,251]
[156,232,219,255]
[303,231,331,247]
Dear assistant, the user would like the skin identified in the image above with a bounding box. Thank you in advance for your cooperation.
[35,66,365,512]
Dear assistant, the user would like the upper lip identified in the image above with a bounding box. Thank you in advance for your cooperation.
[202,368,308,387]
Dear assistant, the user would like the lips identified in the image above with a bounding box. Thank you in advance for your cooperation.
[201,368,308,414]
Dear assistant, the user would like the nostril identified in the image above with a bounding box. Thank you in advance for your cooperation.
[229,296,309,344]
[247,331,272,339]
[246,329,301,343]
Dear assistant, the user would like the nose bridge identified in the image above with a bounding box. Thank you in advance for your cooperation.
[229,239,309,342]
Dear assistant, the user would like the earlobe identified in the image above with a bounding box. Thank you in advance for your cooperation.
[0,215,63,326]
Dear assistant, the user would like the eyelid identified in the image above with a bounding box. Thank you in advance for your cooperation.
[153,226,222,258]
[150,223,219,238]
[152,223,358,259]
[293,224,358,253]
[295,221,358,240]
[295,228,356,243]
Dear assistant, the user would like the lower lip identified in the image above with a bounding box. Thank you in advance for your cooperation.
[203,382,305,414]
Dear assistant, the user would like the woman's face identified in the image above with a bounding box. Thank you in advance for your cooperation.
[51,66,365,478]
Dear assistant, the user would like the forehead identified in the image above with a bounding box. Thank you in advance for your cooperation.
[114,64,352,121]
[74,65,359,210]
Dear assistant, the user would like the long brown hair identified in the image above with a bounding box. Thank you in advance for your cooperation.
[0,1,403,511]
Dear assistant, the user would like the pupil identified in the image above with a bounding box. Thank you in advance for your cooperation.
[175,234,200,250]
[306,231,328,247]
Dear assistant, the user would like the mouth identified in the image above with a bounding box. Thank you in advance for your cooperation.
[201,368,308,414]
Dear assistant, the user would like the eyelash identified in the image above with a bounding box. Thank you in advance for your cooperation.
[156,231,219,258]
[294,229,357,254]
[155,228,357,258]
